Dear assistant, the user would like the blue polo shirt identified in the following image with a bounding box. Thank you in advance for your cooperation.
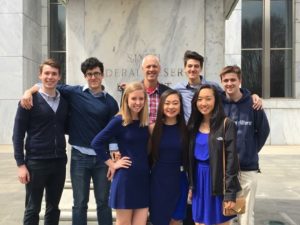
[172,75,222,122]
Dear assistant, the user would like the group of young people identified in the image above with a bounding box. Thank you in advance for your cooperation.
[13,50,270,225]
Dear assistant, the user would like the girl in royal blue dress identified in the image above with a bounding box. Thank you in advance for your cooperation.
[149,89,189,225]
[187,84,241,225]
[91,82,150,225]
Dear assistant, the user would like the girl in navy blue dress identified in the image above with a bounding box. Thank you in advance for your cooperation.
[91,82,150,225]
[149,89,189,225]
[187,84,241,225]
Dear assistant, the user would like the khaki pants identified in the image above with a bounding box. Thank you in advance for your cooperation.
[232,171,258,225]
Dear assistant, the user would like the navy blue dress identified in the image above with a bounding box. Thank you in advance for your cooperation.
[150,124,189,225]
[92,115,150,209]
[192,131,235,224]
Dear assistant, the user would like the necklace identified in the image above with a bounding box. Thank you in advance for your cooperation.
[199,122,210,133]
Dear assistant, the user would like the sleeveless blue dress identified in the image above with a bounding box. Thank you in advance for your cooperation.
[150,124,189,225]
[192,131,235,224]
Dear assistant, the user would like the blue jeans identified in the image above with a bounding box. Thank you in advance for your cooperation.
[24,158,66,225]
[70,148,112,225]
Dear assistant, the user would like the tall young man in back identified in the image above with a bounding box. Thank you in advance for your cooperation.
[13,59,68,225]
[220,65,270,225]
[173,50,262,122]
[173,50,223,122]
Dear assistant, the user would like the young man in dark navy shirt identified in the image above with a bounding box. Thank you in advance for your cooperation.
[13,59,68,225]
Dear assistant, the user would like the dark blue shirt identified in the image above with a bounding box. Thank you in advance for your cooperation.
[57,84,119,149]
[13,92,68,166]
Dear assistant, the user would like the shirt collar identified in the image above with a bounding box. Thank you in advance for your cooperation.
[186,75,203,89]
[142,80,159,94]
[82,84,107,97]
[38,89,60,100]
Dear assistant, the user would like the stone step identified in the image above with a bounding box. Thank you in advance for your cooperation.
[40,180,104,221]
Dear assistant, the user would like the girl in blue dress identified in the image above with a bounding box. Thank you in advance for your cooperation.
[187,84,241,225]
[91,82,150,225]
[149,89,189,225]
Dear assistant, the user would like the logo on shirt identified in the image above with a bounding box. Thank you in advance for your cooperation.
[235,120,252,126]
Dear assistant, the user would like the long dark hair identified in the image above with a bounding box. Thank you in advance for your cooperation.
[187,84,226,136]
[150,89,188,169]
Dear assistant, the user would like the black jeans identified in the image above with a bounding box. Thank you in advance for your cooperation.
[23,158,67,225]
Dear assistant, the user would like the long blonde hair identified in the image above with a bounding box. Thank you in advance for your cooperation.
[119,82,148,126]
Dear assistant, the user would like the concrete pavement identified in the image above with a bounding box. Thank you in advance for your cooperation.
[1,145,300,225]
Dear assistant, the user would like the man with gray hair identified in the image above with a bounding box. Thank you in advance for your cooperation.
[120,55,170,124]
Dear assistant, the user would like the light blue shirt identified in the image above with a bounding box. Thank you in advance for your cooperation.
[172,75,222,122]
[38,89,60,112]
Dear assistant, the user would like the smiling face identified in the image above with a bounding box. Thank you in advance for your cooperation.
[127,89,146,118]
[221,72,241,96]
[184,59,202,84]
[163,94,181,121]
[39,65,61,91]
[196,88,215,118]
[142,55,161,84]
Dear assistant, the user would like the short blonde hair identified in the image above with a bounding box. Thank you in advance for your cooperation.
[119,82,148,126]
[220,65,242,81]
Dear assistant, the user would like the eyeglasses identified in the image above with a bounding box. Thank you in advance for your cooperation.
[85,72,102,78]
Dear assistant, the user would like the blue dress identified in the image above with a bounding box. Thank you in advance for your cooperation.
[150,124,189,225]
[192,131,235,224]
[92,115,150,209]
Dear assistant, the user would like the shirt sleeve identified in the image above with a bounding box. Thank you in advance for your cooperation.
[56,84,79,99]
[109,143,119,151]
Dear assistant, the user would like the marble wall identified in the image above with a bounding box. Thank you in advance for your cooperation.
[0,0,23,144]
[296,0,300,98]
[264,100,300,145]
[0,0,44,144]
[204,0,226,82]
[225,0,241,66]
[67,0,213,101]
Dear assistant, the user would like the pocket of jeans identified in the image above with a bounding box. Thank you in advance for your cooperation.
[71,149,86,160]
